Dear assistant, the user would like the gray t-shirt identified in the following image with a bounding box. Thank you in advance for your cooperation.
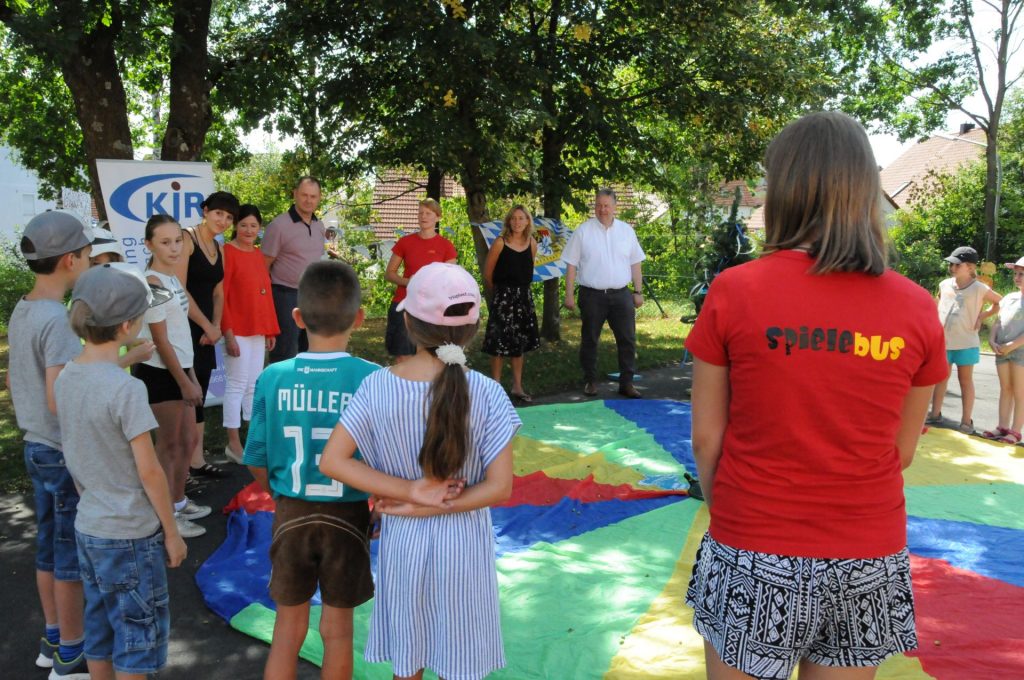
[8,297,82,450]
[56,361,160,539]
[993,291,1024,345]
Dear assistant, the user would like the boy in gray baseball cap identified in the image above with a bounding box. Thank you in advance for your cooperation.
[7,209,107,674]
[54,263,185,679]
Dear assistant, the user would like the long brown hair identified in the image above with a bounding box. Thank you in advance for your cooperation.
[499,204,534,243]
[763,111,887,275]
[405,306,479,479]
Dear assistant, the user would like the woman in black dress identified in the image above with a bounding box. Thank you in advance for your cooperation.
[174,191,239,478]
[483,204,541,401]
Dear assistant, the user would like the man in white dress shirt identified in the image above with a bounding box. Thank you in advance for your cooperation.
[563,188,646,398]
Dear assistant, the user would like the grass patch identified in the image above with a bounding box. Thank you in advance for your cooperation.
[0,302,692,493]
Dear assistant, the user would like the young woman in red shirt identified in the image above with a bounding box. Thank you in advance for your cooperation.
[685,112,948,680]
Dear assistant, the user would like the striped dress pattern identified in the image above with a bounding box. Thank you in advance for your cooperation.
[340,368,521,680]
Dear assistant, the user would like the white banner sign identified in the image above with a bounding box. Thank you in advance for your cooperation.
[96,160,224,405]
[96,159,214,267]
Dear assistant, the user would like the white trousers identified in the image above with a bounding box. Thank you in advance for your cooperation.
[222,335,266,428]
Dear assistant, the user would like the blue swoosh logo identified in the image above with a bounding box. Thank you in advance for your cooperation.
[109,173,200,222]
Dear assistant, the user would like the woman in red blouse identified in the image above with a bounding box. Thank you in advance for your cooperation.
[222,205,280,461]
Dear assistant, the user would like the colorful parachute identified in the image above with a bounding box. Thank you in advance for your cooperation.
[196,400,1024,678]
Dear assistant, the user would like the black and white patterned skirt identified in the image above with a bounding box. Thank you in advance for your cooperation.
[482,285,540,357]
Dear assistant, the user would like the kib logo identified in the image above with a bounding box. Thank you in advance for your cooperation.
[109,173,205,223]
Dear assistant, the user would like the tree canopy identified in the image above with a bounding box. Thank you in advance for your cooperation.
[0,0,245,214]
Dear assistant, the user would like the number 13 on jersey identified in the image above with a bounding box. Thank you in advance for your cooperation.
[283,426,346,497]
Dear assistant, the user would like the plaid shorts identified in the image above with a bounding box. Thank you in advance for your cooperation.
[686,533,918,679]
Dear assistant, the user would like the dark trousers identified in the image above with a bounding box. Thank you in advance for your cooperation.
[578,286,636,386]
[190,321,215,422]
[269,284,307,364]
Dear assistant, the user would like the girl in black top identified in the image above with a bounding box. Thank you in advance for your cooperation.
[483,205,541,401]
[174,191,239,477]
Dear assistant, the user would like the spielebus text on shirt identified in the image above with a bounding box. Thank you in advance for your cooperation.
[766,325,905,360]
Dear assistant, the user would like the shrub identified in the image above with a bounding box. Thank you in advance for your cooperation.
[0,237,34,333]
[889,213,945,293]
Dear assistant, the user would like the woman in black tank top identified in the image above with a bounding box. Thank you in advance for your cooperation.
[173,191,239,478]
[482,205,541,401]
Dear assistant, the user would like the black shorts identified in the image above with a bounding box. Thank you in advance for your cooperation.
[385,301,417,357]
[269,496,374,609]
[132,363,186,405]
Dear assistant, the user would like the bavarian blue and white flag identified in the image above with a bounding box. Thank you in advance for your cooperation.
[474,217,572,282]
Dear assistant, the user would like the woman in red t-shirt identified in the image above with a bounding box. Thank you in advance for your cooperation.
[384,198,458,363]
[684,112,948,680]
[222,204,280,461]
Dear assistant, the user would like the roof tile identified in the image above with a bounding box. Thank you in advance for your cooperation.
[880,128,986,207]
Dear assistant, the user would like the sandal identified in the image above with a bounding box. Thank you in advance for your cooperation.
[190,462,228,478]
[510,391,533,403]
[981,426,1011,440]
[997,430,1022,444]
[957,421,975,435]
[924,412,944,426]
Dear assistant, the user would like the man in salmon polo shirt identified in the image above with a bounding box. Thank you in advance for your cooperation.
[263,176,327,363]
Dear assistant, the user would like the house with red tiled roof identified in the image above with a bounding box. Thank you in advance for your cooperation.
[711,178,767,231]
[366,170,648,242]
[368,169,465,242]
[880,125,987,208]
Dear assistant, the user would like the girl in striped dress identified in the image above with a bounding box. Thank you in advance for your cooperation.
[320,263,519,680]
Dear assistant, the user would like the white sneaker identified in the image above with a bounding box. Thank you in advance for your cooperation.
[175,514,206,538]
[177,498,211,521]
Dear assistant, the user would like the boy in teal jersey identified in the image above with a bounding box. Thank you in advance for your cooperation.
[243,261,377,680]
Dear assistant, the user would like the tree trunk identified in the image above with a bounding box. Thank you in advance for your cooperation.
[58,15,133,221]
[160,0,213,161]
[459,153,491,278]
[426,167,443,201]
[983,125,1001,262]
[539,127,567,341]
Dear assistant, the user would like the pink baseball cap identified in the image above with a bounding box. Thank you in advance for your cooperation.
[397,262,481,326]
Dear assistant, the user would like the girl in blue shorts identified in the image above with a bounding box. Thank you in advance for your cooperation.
[927,246,1001,434]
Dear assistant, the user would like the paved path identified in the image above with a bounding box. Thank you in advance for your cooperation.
[0,358,1000,678]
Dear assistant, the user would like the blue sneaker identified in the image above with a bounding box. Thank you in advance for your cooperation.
[48,651,90,679]
[35,637,58,668]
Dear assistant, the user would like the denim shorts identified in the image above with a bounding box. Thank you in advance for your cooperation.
[77,530,170,674]
[995,347,1024,367]
[24,441,81,580]
[947,347,980,366]
[686,533,917,679]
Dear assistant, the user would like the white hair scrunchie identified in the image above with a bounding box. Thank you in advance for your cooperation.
[435,343,467,366]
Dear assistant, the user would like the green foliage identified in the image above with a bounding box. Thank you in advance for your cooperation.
[0,28,89,199]
[888,212,945,292]
[0,237,35,334]
[332,226,393,318]
[890,91,1024,289]
[215,152,293,221]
